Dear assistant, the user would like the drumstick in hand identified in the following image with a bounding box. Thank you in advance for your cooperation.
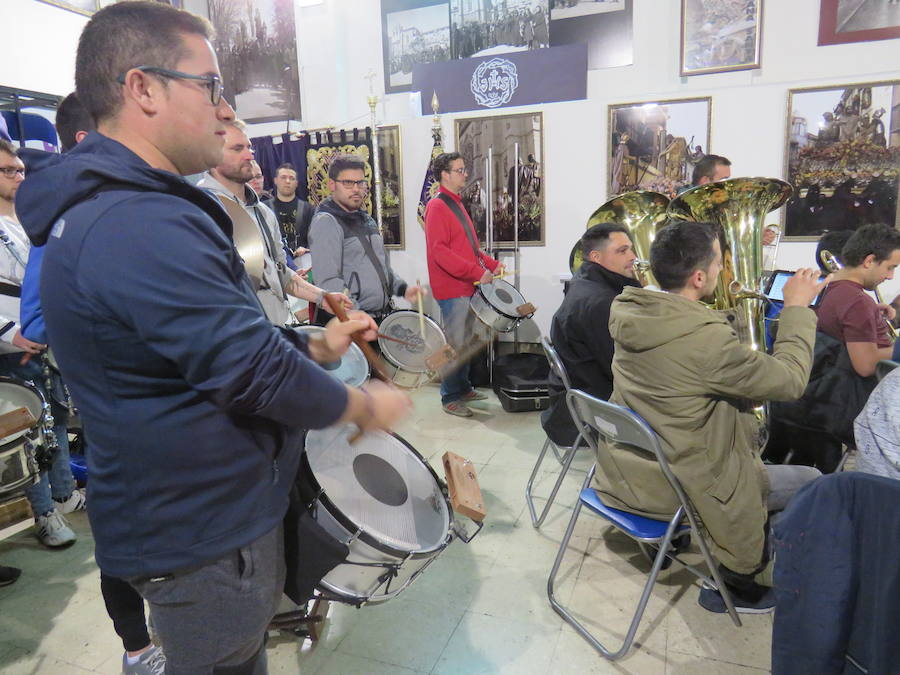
[324,293,391,383]
[473,272,510,286]
[416,278,425,340]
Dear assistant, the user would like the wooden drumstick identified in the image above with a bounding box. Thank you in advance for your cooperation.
[473,272,510,286]
[416,278,425,340]
[324,293,391,383]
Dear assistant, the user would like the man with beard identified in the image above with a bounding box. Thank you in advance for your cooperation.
[542,223,641,445]
[309,153,424,324]
[198,121,340,325]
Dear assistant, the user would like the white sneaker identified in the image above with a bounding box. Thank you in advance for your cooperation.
[55,488,87,514]
[35,509,76,547]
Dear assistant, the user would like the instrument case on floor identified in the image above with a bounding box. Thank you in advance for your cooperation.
[491,352,550,413]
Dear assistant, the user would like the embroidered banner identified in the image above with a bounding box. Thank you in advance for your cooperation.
[411,44,587,115]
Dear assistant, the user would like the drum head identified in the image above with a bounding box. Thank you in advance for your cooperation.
[305,426,450,553]
[477,279,528,319]
[377,311,446,373]
[294,326,369,387]
[0,379,43,444]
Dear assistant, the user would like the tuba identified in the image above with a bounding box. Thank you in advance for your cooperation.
[668,177,792,352]
[569,190,670,286]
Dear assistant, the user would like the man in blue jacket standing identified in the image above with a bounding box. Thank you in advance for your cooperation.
[16,3,410,673]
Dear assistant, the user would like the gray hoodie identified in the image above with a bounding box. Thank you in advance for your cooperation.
[309,197,407,315]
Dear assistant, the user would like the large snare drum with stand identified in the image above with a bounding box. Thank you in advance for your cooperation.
[377,310,448,388]
[470,278,535,333]
[302,425,457,605]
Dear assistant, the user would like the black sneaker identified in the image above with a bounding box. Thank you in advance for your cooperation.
[698,585,775,614]
[0,565,21,587]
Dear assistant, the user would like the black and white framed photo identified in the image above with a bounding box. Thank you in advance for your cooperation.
[680,0,762,76]
[381,0,451,94]
[450,0,550,60]
[207,0,301,123]
[549,0,633,70]
[783,80,899,239]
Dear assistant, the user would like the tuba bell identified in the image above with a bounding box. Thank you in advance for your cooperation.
[668,177,792,352]
[569,190,670,286]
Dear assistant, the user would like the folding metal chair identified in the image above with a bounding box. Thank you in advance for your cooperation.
[547,389,741,661]
[525,336,590,527]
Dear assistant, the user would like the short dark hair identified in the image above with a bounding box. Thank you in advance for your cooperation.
[56,92,95,152]
[650,221,718,291]
[432,152,462,179]
[841,223,900,267]
[691,154,731,185]
[275,163,296,176]
[581,223,630,259]
[0,139,17,159]
[815,230,853,272]
[328,154,365,179]
[75,1,214,124]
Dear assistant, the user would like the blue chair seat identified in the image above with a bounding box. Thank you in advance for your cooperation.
[580,488,689,541]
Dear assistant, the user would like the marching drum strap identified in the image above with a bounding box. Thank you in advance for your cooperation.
[347,228,393,314]
[437,193,485,268]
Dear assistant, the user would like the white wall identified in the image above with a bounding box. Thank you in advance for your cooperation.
[4,0,899,335]
[287,0,900,336]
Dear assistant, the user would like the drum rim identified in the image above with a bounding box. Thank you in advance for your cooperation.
[474,280,533,321]
[377,310,445,373]
[0,376,47,452]
[301,429,453,558]
[293,326,369,387]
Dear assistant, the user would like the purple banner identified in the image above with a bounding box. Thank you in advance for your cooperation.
[411,44,587,115]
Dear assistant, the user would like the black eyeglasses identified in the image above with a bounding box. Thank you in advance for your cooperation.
[0,167,25,179]
[335,179,369,190]
[117,66,224,105]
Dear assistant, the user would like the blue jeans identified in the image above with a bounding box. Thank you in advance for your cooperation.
[0,354,73,516]
[437,297,474,404]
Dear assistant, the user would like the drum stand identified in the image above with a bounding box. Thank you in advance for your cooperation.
[268,594,331,642]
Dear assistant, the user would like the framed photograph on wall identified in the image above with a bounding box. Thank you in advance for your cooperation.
[208,0,301,123]
[377,125,405,250]
[35,0,98,14]
[455,112,544,247]
[783,80,900,240]
[818,0,900,46]
[550,0,633,70]
[680,0,762,76]
[381,0,451,94]
[450,0,549,60]
[608,97,712,198]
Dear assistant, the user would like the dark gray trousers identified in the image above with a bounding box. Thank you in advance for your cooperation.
[130,524,284,674]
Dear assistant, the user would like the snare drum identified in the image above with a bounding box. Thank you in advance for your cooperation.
[303,425,454,605]
[294,326,369,388]
[470,278,534,333]
[0,377,48,501]
[377,311,447,388]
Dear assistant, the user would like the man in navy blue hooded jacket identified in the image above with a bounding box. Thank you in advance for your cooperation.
[16,3,410,673]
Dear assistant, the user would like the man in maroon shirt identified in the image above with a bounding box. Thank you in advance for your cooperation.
[424,152,502,417]
[816,223,900,377]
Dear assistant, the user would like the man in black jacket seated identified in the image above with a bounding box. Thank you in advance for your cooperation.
[543,223,640,445]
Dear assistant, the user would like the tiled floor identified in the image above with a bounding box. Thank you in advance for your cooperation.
[0,384,773,674]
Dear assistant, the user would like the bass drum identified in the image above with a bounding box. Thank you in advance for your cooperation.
[303,425,453,605]
[293,325,369,388]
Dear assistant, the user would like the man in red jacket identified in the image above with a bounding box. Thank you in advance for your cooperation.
[424,152,502,416]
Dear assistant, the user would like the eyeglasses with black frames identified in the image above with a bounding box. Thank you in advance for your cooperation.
[0,167,25,179]
[117,66,224,106]
[335,179,369,190]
